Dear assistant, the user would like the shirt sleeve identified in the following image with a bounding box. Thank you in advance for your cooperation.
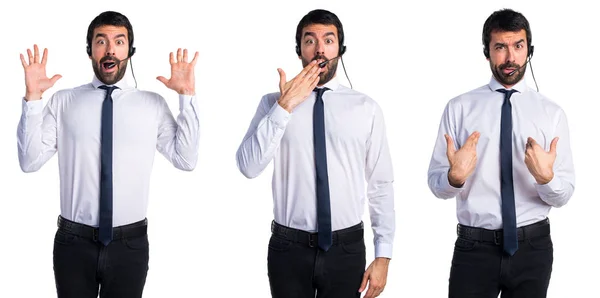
[17,97,58,172]
[365,102,395,259]
[235,94,291,178]
[427,101,465,199]
[534,108,575,207]
[155,94,201,171]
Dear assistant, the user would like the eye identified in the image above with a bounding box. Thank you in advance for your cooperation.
[495,45,504,50]
[516,43,523,49]
[325,38,334,44]
[97,40,106,45]
[305,39,315,45]
[116,40,125,45]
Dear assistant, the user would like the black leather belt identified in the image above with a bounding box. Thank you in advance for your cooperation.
[457,218,550,245]
[57,216,148,242]
[271,220,364,248]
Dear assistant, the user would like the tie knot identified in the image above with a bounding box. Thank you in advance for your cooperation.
[496,88,517,96]
[314,87,330,99]
[99,85,119,96]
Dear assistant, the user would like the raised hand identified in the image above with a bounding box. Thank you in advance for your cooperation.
[524,137,558,185]
[446,131,480,187]
[157,48,199,95]
[20,44,62,101]
[277,60,324,113]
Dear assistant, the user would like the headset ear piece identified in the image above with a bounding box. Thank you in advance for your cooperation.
[529,45,534,57]
[339,45,347,56]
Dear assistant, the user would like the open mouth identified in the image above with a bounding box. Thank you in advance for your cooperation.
[102,61,117,70]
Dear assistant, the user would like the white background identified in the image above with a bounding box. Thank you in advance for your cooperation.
[1,0,597,297]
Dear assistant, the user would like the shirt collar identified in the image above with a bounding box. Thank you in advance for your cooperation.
[91,74,131,91]
[488,75,527,93]
[316,75,340,92]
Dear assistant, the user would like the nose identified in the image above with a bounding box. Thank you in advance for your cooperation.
[315,40,325,56]
[506,46,516,63]
[105,41,116,57]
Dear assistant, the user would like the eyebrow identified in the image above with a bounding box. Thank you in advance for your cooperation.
[494,39,525,47]
[303,31,336,39]
[94,33,127,40]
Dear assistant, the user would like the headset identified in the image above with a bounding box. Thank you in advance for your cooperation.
[296,34,352,89]
[484,39,538,92]
[87,35,138,88]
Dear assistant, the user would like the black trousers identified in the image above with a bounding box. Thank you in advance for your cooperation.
[267,221,366,298]
[53,217,150,298]
[449,219,553,298]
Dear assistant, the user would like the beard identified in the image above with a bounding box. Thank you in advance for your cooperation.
[490,60,526,86]
[92,56,128,85]
[302,54,337,85]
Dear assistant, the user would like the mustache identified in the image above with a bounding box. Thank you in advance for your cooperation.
[99,56,122,64]
[499,62,521,70]
[311,54,329,62]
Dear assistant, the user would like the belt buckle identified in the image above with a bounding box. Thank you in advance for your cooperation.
[308,234,316,248]
[493,230,501,245]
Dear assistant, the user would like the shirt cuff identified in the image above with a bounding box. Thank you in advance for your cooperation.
[22,98,44,115]
[268,102,291,129]
[440,170,464,197]
[374,242,393,259]
[534,175,562,196]
[178,94,196,112]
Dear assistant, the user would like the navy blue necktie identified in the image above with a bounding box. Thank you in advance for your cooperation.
[497,88,518,256]
[313,87,332,251]
[98,85,118,246]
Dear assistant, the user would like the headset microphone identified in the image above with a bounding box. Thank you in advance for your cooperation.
[319,56,341,68]
[507,58,529,76]
[506,55,538,92]
[313,53,353,89]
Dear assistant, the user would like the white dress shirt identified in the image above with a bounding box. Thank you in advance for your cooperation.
[428,76,575,229]
[236,77,395,258]
[17,76,200,227]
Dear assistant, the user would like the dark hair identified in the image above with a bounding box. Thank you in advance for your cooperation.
[482,8,531,58]
[86,11,134,55]
[295,9,345,56]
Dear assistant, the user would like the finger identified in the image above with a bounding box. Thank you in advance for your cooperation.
[20,54,27,68]
[299,60,318,78]
[183,48,188,62]
[310,70,320,89]
[358,272,369,292]
[277,68,286,92]
[169,52,175,65]
[177,48,182,62]
[27,48,33,65]
[34,44,40,64]
[41,48,49,65]
[549,137,559,154]
[49,74,62,85]
[156,76,169,86]
[467,131,480,147]
[364,286,376,298]
[527,137,539,148]
[445,134,455,156]
[190,51,199,67]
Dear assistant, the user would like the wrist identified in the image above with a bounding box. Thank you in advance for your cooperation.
[536,171,554,185]
[448,169,465,188]
[25,92,42,101]
[277,96,294,113]
[178,88,195,96]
